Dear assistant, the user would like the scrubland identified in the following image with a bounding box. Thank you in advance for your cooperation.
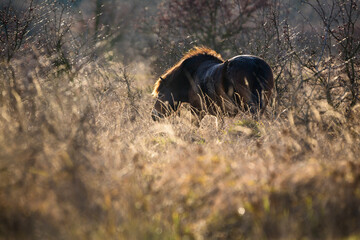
[1,0,360,239]
[1,54,360,239]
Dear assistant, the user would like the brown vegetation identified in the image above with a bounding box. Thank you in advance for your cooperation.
[0,0,360,239]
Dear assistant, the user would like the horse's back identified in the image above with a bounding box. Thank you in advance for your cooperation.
[229,55,272,73]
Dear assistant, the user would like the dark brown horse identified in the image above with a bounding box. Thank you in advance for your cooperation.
[151,47,274,121]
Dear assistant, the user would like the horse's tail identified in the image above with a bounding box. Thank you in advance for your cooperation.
[250,59,274,115]
[250,78,263,115]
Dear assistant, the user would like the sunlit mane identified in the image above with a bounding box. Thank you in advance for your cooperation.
[152,47,223,97]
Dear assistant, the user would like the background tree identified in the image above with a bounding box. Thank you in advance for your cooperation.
[298,0,360,113]
[0,0,35,62]
[157,0,269,51]
[151,0,269,74]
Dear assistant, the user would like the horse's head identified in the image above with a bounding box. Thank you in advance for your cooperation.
[151,77,180,121]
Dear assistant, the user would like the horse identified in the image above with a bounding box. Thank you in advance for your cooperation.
[151,47,274,121]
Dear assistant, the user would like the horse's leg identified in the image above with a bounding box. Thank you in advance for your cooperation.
[187,91,207,126]
[189,106,205,127]
[259,89,272,117]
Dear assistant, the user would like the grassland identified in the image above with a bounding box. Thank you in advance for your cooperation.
[0,53,359,240]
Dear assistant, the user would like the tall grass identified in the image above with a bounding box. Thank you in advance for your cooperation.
[0,50,360,239]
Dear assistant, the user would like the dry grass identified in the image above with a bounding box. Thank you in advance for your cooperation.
[1,55,360,240]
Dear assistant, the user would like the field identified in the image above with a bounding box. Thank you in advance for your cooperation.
[1,56,360,239]
[1,0,360,239]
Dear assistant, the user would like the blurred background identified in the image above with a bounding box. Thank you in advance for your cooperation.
[1,0,358,110]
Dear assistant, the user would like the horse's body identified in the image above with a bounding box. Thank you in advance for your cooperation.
[152,47,274,121]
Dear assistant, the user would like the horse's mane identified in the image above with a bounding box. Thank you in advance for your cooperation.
[152,47,223,97]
